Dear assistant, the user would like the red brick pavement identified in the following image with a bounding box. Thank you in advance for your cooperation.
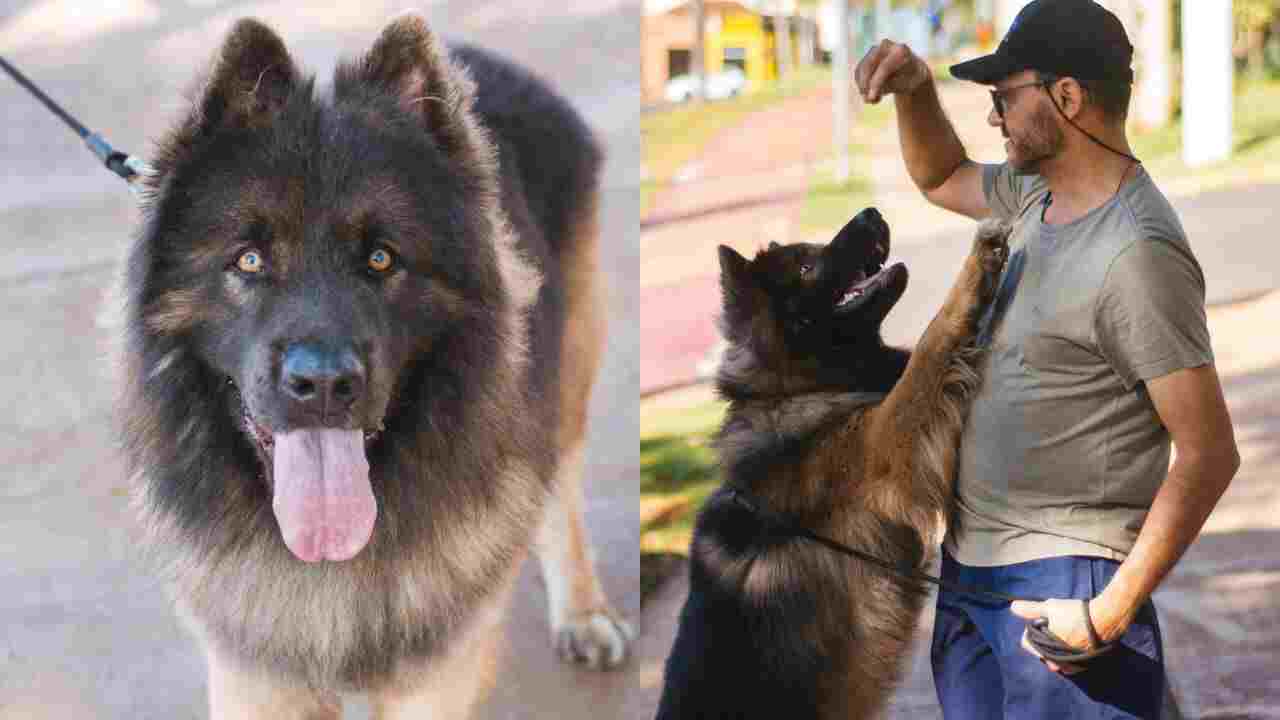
[641,83,846,393]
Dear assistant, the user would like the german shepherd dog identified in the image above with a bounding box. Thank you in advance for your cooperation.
[115,16,631,717]
[656,208,1009,719]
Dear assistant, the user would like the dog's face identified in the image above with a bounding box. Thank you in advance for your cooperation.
[126,18,520,563]
[718,207,907,357]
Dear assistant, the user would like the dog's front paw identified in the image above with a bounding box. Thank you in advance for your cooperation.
[553,608,635,670]
[974,219,1010,274]
[973,219,1011,301]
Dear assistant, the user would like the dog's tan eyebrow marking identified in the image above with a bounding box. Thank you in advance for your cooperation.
[344,179,425,258]
[177,179,275,270]
[144,288,208,334]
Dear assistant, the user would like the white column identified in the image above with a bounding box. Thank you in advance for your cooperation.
[833,0,851,182]
[1134,0,1173,131]
[1182,0,1233,166]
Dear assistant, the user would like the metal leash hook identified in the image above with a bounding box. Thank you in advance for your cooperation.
[1,55,154,196]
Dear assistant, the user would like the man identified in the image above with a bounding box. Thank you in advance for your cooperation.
[854,1,1240,718]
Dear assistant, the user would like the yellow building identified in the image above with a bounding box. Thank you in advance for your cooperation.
[643,0,802,104]
[705,5,777,92]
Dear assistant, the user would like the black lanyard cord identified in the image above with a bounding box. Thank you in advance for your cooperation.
[724,487,1117,665]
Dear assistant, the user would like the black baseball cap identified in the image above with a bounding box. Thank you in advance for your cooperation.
[950,0,1134,85]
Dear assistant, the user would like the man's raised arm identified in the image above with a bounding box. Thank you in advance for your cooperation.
[855,39,991,220]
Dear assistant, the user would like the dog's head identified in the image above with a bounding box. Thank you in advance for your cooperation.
[717,207,907,368]
[120,17,537,563]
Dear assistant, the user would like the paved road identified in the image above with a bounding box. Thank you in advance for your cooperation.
[0,2,638,718]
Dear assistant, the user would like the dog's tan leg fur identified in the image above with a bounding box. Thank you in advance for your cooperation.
[858,219,1009,526]
[867,220,1008,447]
[206,647,341,720]
[368,585,510,719]
[533,190,634,669]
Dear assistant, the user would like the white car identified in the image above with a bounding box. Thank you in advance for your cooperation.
[664,67,746,103]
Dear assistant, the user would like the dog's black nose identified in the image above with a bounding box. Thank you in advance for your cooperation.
[280,342,366,419]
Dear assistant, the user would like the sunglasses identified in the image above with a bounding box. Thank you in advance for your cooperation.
[990,80,1049,119]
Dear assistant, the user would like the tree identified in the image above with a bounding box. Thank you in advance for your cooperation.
[1236,0,1280,76]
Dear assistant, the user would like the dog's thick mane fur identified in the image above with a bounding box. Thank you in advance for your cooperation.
[712,317,986,576]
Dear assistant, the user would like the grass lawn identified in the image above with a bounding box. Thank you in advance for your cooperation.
[1131,77,1280,192]
[642,65,831,213]
[639,397,726,601]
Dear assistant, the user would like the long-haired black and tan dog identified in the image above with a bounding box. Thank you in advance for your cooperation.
[656,208,1009,719]
[114,15,631,718]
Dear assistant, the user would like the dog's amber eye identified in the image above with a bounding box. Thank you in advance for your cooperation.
[236,249,265,274]
[368,248,394,273]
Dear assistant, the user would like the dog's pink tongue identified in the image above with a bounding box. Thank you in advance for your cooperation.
[272,428,376,563]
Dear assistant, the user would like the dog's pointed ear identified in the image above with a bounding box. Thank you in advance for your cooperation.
[198,19,299,133]
[718,245,751,292]
[718,245,757,333]
[339,13,482,158]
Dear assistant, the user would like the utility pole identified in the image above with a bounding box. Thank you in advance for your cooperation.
[693,0,708,101]
[1182,0,1233,166]
[833,0,851,182]
[776,11,793,79]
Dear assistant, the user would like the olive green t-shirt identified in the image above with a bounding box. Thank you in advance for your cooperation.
[944,163,1213,566]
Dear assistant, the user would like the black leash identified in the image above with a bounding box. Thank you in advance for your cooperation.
[725,487,1115,665]
[1,55,150,187]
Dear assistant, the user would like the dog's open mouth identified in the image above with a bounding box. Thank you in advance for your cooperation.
[238,399,381,564]
[244,411,382,459]
[835,258,903,312]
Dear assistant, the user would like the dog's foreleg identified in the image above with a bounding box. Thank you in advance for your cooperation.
[534,441,635,670]
[872,219,1008,430]
[369,591,508,720]
[863,220,1009,520]
[206,647,340,720]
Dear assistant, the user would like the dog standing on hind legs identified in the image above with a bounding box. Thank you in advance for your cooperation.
[656,209,1010,719]
[116,14,632,719]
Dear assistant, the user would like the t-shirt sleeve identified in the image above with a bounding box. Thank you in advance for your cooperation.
[982,162,1022,220]
[1095,237,1214,390]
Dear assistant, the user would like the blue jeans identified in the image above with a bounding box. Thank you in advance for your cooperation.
[931,549,1165,719]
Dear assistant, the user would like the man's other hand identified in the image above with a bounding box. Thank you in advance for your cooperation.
[1010,599,1125,676]
[854,39,931,104]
